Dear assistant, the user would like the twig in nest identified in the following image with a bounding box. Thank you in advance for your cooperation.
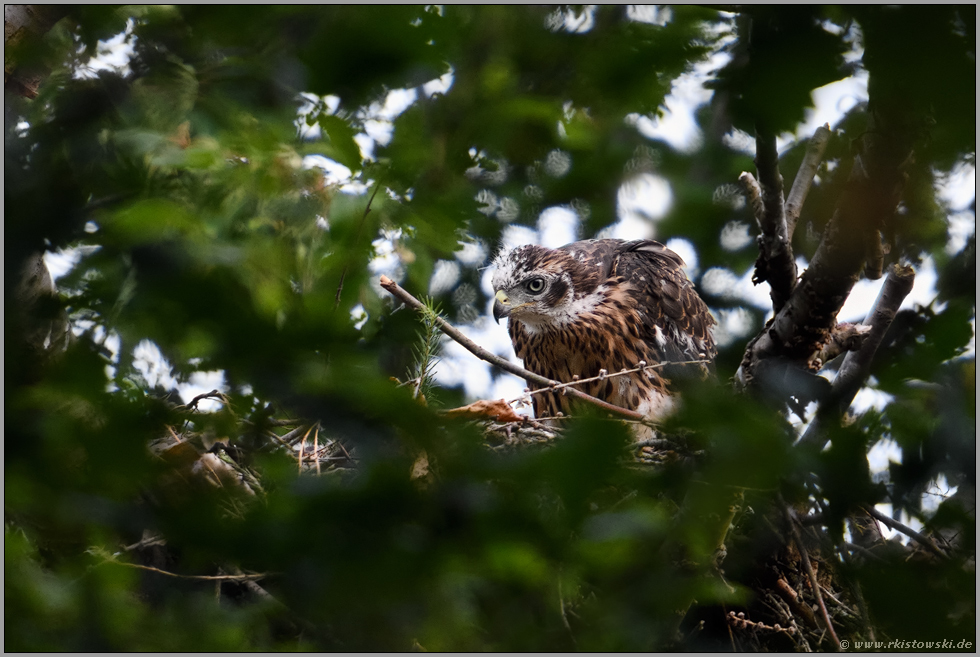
[264,418,302,427]
[166,424,183,443]
[781,499,841,650]
[379,275,645,422]
[313,424,321,475]
[298,425,314,473]
[558,578,576,644]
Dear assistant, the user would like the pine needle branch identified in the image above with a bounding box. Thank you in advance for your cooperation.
[409,296,443,402]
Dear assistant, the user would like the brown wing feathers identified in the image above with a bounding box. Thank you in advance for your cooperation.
[496,238,715,418]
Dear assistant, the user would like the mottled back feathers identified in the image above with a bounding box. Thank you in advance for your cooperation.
[491,238,716,420]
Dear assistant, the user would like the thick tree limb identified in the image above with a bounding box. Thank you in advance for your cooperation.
[739,73,914,391]
[739,146,903,389]
[785,124,832,240]
[379,275,646,422]
[4,4,71,98]
[752,131,797,313]
[797,264,915,447]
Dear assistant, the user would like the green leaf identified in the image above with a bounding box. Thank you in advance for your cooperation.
[316,113,363,171]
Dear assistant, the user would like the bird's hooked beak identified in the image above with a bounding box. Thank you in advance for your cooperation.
[492,290,511,324]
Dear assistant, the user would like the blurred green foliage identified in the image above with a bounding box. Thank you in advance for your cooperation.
[5,5,974,651]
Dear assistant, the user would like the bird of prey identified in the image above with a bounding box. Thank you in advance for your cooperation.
[491,238,716,420]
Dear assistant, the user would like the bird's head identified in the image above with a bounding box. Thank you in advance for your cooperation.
[490,245,598,328]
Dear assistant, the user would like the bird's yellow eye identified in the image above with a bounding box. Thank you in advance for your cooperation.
[525,277,546,294]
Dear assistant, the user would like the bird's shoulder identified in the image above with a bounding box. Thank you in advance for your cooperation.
[608,239,717,361]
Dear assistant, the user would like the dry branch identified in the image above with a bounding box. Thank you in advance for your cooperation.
[863,505,948,559]
[379,275,645,421]
[785,124,832,239]
[782,501,841,651]
[739,142,907,389]
[753,130,797,313]
[798,264,915,447]
[507,359,709,408]
[104,559,272,582]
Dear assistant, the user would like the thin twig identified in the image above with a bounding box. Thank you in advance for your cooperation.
[184,389,226,410]
[506,359,710,407]
[333,438,353,462]
[819,583,859,618]
[781,500,841,650]
[335,178,384,309]
[313,424,321,476]
[123,534,167,552]
[863,505,948,559]
[841,541,885,563]
[265,430,296,452]
[558,578,576,645]
[166,425,183,443]
[264,418,302,427]
[379,275,646,421]
[280,424,313,445]
[786,124,832,239]
[106,560,271,582]
[298,425,313,473]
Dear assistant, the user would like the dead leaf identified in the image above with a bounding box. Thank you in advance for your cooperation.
[443,399,525,423]
[169,121,191,149]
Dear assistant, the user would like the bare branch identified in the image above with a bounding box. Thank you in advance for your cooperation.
[739,147,903,388]
[753,131,797,313]
[863,505,949,560]
[785,124,832,239]
[798,264,915,447]
[102,559,272,582]
[183,389,226,410]
[507,359,710,406]
[379,275,646,421]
